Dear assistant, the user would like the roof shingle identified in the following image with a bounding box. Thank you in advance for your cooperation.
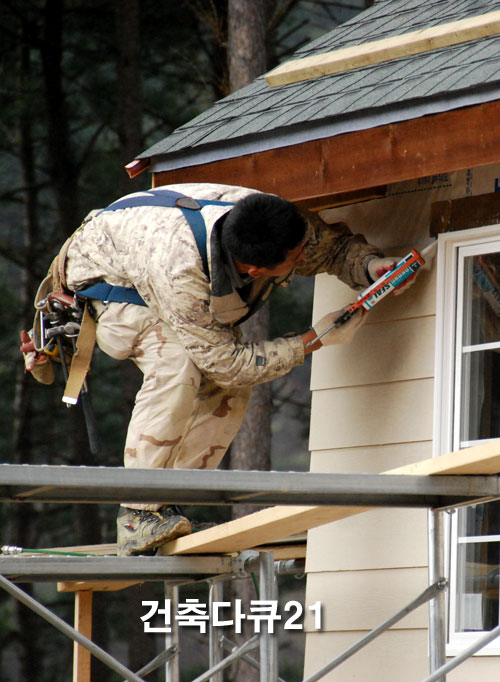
[140,0,500,168]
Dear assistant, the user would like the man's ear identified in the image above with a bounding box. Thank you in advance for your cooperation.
[247,265,264,278]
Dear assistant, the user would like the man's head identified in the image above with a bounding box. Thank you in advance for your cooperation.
[221,193,307,275]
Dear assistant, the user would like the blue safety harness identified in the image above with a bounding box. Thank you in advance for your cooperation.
[77,189,234,307]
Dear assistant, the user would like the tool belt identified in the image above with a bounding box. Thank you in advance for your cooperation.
[20,233,97,405]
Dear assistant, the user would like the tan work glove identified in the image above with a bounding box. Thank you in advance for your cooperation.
[313,308,365,346]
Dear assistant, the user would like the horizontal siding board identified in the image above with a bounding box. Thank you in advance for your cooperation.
[309,378,434,450]
[306,507,427,572]
[305,567,429,631]
[304,629,429,682]
[440,658,500,679]
[311,264,437,324]
[309,441,433,474]
[310,315,435,390]
[307,444,430,572]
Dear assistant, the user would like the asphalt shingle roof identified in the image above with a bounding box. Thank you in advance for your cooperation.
[140,0,500,168]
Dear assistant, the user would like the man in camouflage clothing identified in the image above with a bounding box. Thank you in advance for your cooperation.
[62,182,396,556]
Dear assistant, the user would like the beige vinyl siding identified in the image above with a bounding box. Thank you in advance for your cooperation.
[312,260,437,323]
[437,659,500,680]
[310,315,435,390]
[306,567,429,631]
[309,378,434,450]
[305,631,500,682]
[304,189,437,680]
[306,442,432,573]
[304,163,500,681]
[303,630,430,682]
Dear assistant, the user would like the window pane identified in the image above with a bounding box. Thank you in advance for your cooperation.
[460,501,500,538]
[460,350,500,442]
[456,541,499,632]
[453,246,500,641]
[462,253,500,346]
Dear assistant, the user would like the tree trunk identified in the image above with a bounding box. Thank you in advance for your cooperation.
[41,0,80,238]
[7,22,44,682]
[227,3,275,681]
[40,3,110,679]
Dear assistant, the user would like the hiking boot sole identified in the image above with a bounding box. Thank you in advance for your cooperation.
[117,517,192,557]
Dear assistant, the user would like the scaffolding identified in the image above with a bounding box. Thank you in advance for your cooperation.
[1,464,500,682]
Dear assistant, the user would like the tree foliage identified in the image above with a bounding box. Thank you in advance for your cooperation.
[0,1,372,679]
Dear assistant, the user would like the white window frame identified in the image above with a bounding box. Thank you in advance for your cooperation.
[434,224,500,656]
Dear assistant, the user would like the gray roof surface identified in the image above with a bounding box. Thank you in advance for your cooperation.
[140,0,500,170]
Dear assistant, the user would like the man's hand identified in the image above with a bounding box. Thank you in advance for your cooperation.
[367,256,398,281]
[302,307,365,354]
[367,256,416,295]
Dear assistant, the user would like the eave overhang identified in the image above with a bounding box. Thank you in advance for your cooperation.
[150,98,500,205]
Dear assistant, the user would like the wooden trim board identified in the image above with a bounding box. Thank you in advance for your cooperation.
[161,439,500,555]
[265,11,500,86]
[58,581,140,593]
[153,101,500,205]
[73,590,92,682]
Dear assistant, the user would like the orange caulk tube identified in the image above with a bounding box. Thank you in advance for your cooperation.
[308,248,427,347]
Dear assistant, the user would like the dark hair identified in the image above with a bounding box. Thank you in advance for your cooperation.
[221,193,306,268]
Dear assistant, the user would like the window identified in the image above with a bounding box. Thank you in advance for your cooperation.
[436,227,500,654]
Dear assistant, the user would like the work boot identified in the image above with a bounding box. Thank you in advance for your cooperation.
[117,505,192,556]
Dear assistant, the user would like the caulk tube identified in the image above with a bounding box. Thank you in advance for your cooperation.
[307,244,434,348]
[359,249,424,310]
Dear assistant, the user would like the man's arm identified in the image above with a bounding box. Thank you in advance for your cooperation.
[295,209,384,289]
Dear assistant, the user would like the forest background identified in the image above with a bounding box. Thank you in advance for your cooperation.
[0,1,372,680]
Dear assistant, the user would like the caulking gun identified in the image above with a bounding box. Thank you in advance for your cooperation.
[307,242,436,348]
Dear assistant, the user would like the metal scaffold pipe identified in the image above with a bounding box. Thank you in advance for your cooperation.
[302,579,448,682]
[0,574,146,682]
[420,623,500,682]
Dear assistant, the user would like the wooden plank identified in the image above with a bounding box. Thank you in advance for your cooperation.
[161,439,500,555]
[250,544,306,560]
[47,539,305,561]
[295,186,387,211]
[308,444,430,572]
[160,506,345,556]
[40,544,116,556]
[58,580,140,592]
[430,191,500,236]
[73,591,92,682]
[153,101,500,204]
[265,11,500,87]
[389,438,500,475]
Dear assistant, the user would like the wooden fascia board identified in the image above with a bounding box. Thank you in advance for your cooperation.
[152,100,500,204]
[161,439,500,556]
[265,11,500,87]
[430,191,500,236]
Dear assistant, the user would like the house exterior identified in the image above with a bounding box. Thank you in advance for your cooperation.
[134,0,500,679]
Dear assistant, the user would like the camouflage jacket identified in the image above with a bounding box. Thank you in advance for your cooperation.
[65,183,382,388]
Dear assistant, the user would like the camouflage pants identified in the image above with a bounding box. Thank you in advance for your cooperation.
[94,302,251,510]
